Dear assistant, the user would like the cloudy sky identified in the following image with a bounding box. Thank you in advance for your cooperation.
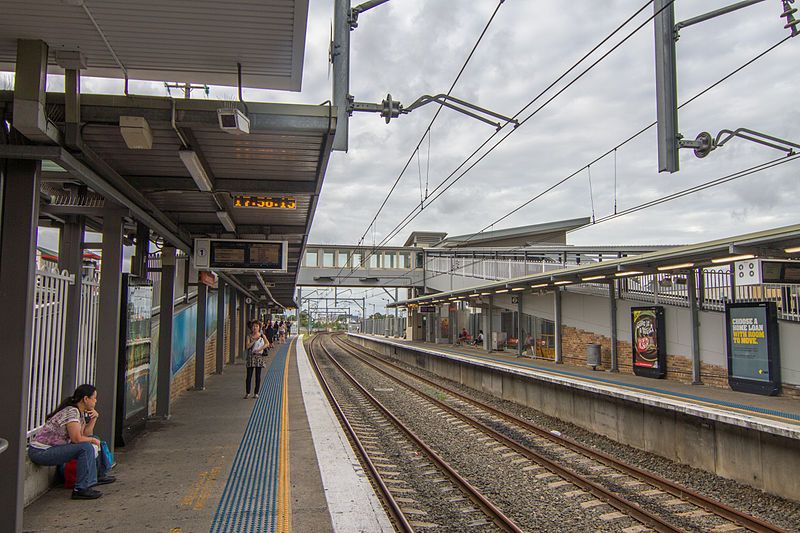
[19,0,800,311]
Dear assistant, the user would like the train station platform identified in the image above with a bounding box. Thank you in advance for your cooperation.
[349,333,800,501]
[23,337,391,533]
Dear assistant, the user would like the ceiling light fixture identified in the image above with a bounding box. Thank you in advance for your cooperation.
[495,289,509,293]
[581,275,606,281]
[530,283,548,288]
[480,292,491,296]
[119,116,153,149]
[511,287,525,292]
[469,293,480,297]
[711,254,755,264]
[615,271,644,277]
[785,246,800,253]
[553,280,572,285]
[179,150,213,192]
[216,211,236,232]
[657,262,694,271]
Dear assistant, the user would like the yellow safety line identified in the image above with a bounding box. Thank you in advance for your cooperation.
[277,337,295,533]
[445,346,800,426]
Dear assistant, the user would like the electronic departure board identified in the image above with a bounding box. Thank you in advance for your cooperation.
[233,195,296,209]
[194,238,287,272]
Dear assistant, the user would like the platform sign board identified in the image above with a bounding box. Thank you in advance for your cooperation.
[631,306,666,378]
[419,305,436,313]
[725,302,781,395]
[194,238,287,272]
[116,274,153,446]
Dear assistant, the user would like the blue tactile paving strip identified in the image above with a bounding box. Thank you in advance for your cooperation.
[210,342,289,533]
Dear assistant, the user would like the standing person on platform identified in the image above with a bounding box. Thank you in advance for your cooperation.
[28,384,115,500]
[244,320,270,399]
[266,320,277,346]
[278,320,287,343]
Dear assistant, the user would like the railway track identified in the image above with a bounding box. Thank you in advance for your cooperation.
[307,334,524,532]
[326,333,788,533]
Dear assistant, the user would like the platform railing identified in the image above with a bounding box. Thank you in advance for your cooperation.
[27,265,74,438]
[76,273,101,387]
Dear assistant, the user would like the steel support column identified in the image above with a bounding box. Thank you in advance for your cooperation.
[239,294,247,359]
[332,0,351,151]
[131,222,149,277]
[688,269,702,384]
[609,281,619,372]
[58,215,85,393]
[554,288,563,364]
[654,0,680,173]
[228,287,237,364]
[216,281,225,374]
[95,210,124,452]
[517,293,524,357]
[195,283,208,390]
[0,159,41,532]
[156,246,176,418]
[484,296,492,352]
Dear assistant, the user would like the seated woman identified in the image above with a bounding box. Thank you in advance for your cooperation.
[28,384,115,500]
[472,330,484,346]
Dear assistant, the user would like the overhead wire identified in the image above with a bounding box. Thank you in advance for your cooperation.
[354,0,667,268]
[372,33,794,290]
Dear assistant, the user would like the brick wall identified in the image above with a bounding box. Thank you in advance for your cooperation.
[561,325,733,392]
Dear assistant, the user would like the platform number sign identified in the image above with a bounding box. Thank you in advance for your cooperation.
[725,302,781,396]
[631,306,666,379]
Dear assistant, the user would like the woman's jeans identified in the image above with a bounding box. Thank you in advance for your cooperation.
[29,441,111,490]
[245,366,263,394]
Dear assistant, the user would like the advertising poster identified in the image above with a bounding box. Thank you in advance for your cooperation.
[631,306,666,378]
[725,302,781,395]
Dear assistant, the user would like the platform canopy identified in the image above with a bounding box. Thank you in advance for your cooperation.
[0,0,309,91]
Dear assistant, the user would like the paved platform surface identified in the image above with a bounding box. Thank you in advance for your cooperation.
[23,336,388,532]
[353,334,800,437]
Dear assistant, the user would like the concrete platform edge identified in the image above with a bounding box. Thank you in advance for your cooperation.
[296,336,393,532]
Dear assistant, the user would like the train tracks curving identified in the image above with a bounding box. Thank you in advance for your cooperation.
[317,333,790,533]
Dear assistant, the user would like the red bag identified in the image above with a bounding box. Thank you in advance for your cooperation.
[64,459,78,489]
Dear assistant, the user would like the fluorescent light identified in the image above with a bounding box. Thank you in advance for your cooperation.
[119,116,153,149]
[711,254,755,264]
[657,262,694,271]
[511,287,525,292]
[531,283,548,288]
[179,150,213,192]
[448,297,458,300]
[553,280,572,285]
[581,275,606,281]
[469,293,480,297]
[216,211,236,232]
[480,292,491,296]
[785,246,800,253]
[615,271,643,277]
[495,289,509,293]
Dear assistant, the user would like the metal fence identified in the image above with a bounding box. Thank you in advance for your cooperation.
[27,265,74,437]
[426,256,569,282]
[76,273,101,387]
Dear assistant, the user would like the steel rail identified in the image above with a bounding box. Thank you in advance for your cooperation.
[306,336,413,533]
[336,335,787,533]
[315,335,524,533]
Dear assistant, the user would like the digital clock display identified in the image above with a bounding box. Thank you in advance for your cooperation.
[233,195,296,209]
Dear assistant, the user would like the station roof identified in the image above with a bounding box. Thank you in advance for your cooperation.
[1,92,336,308]
[391,222,800,307]
[0,0,309,91]
[435,217,591,248]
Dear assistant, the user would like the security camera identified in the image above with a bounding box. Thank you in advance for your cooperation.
[217,108,250,135]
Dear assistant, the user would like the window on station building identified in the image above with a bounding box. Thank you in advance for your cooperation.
[351,252,362,269]
[416,252,424,269]
[384,252,396,268]
[399,252,410,269]
[369,253,380,268]
[305,250,318,267]
[322,250,335,267]
[338,251,349,268]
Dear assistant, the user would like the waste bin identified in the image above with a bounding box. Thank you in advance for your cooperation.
[586,343,601,370]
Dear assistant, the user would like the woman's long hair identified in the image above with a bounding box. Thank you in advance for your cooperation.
[45,384,96,420]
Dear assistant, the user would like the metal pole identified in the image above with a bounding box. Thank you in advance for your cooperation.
[484,296,492,351]
[0,158,41,532]
[95,210,124,451]
[654,0,680,173]
[517,293,524,357]
[688,269,702,384]
[216,281,225,374]
[554,288,563,364]
[332,0,351,151]
[156,246,176,418]
[228,287,236,364]
[58,215,85,393]
[195,283,207,390]
[675,0,765,30]
[609,281,619,372]
[240,295,247,358]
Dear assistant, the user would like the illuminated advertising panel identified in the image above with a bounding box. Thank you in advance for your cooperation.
[725,302,781,395]
[631,306,666,379]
